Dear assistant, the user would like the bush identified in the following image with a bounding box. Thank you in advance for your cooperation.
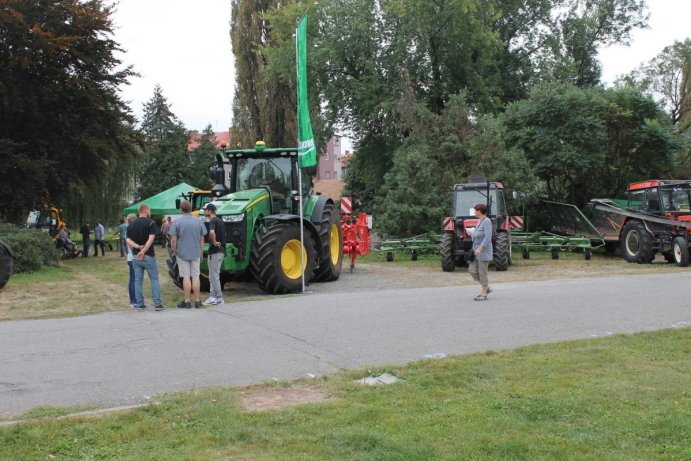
[0,223,58,273]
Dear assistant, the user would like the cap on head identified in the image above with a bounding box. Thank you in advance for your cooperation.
[204,203,217,213]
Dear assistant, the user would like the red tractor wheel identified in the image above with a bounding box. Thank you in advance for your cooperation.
[440,233,456,272]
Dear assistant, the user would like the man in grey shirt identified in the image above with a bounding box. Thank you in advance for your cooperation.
[170,201,207,308]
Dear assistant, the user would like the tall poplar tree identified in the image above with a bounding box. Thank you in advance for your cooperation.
[230,0,297,148]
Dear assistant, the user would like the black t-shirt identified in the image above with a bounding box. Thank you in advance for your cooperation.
[207,216,226,255]
[127,217,157,257]
[80,225,90,240]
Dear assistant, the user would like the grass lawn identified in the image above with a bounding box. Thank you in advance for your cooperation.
[1,328,689,460]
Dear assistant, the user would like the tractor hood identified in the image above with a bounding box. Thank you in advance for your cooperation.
[213,189,270,215]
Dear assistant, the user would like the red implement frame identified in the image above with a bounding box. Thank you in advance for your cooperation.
[342,212,371,272]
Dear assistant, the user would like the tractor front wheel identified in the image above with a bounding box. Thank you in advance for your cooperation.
[494,232,510,271]
[250,222,317,294]
[672,236,690,267]
[313,202,343,282]
[621,220,654,264]
[440,233,456,272]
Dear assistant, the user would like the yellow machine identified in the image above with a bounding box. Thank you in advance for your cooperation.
[26,205,67,237]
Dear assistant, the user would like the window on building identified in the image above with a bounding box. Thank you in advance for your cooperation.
[326,171,330,179]
[333,172,338,179]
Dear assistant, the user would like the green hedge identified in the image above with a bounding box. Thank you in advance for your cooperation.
[0,223,58,273]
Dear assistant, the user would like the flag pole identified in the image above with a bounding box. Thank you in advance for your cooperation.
[296,15,305,294]
[295,13,314,294]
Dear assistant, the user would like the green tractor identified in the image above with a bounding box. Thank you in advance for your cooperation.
[166,142,343,294]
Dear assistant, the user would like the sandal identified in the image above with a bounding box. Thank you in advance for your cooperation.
[474,294,488,301]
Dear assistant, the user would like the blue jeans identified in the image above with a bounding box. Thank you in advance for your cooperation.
[133,255,161,307]
[127,261,136,305]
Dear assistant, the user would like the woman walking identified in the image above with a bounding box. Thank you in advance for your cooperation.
[469,203,493,301]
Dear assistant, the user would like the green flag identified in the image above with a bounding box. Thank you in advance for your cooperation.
[296,14,316,168]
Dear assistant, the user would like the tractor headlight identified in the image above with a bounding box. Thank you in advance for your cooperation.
[222,214,245,223]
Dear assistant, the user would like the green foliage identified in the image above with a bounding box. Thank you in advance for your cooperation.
[135,86,192,200]
[375,145,448,236]
[0,0,140,224]
[189,125,219,190]
[545,0,648,87]
[0,224,57,274]
[231,0,316,149]
[503,83,677,207]
[466,116,542,200]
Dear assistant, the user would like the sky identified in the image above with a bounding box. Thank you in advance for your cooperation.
[112,1,690,135]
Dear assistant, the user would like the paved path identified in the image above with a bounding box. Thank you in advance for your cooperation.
[1,272,689,418]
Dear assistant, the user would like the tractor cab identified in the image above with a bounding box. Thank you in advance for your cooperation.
[208,141,311,215]
[451,181,508,219]
[626,180,691,218]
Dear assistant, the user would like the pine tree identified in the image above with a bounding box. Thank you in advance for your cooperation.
[136,86,191,200]
[190,125,219,189]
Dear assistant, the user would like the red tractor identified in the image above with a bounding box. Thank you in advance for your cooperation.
[440,179,512,271]
[592,180,691,266]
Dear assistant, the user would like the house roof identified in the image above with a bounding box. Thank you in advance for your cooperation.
[188,131,231,151]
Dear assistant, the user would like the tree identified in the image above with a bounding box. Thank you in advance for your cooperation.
[230,0,299,148]
[624,39,691,128]
[136,86,191,200]
[189,125,219,190]
[502,83,677,207]
[547,0,648,87]
[0,0,140,223]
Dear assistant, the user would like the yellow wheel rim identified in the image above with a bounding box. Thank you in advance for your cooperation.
[281,239,306,279]
[329,223,340,265]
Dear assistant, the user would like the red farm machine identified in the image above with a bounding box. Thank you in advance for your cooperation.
[339,196,371,272]
[440,179,512,271]
[590,179,691,266]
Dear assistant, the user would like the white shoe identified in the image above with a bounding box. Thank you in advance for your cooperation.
[212,298,224,305]
[202,296,217,306]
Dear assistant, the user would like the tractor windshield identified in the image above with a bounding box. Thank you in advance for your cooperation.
[660,187,691,212]
[453,190,503,217]
[235,157,294,213]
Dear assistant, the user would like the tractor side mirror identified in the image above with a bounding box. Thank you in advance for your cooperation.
[175,199,181,209]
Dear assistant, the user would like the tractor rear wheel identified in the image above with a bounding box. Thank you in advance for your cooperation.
[440,233,456,272]
[313,202,343,282]
[250,222,317,294]
[494,232,510,271]
[672,236,689,267]
[0,243,11,289]
[621,220,654,263]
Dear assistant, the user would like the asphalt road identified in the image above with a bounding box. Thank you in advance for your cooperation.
[1,271,690,418]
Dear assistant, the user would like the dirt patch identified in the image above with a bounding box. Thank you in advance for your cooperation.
[238,385,332,412]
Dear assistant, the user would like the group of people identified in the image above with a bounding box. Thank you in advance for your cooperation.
[78,220,106,257]
[124,201,226,311]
